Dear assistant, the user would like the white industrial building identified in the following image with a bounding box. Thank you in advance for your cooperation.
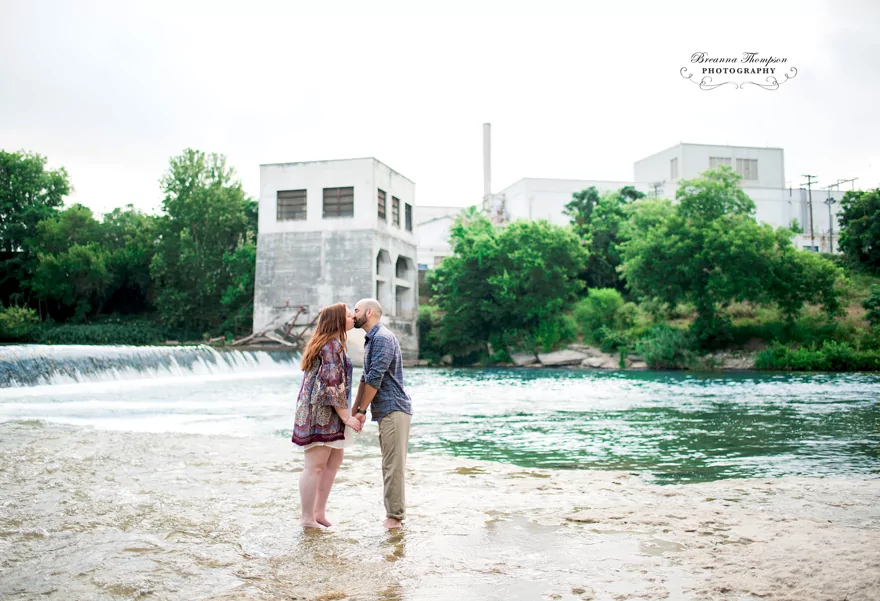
[253,158,419,363]
[416,142,851,270]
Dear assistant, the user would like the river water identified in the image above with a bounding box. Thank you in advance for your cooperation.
[1,345,879,600]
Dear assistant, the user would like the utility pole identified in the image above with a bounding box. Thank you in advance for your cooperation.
[802,174,818,250]
[824,182,840,253]
[822,178,858,253]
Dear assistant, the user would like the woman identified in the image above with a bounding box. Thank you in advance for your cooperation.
[292,302,362,528]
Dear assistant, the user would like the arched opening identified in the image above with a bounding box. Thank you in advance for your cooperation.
[394,255,416,318]
[375,250,393,311]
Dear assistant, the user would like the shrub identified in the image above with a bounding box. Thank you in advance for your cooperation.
[635,325,696,369]
[30,322,166,345]
[755,340,880,371]
[573,288,624,342]
[0,306,40,341]
[418,305,447,363]
[863,285,880,328]
[531,313,578,353]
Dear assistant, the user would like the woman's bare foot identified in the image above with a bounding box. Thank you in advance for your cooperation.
[315,515,333,527]
[383,517,402,529]
[301,519,322,529]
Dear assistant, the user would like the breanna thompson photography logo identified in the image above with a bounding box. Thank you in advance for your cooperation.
[681,52,798,90]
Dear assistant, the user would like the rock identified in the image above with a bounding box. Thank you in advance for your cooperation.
[630,361,648,369]
[537,350,589,366]
[627,354,644,362]
[441,354,453,365]
[599,357,620,369]
[582,357,606,368]
[510,352,539,366]
[567,344,606,358]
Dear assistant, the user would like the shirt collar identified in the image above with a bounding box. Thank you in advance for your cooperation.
[364,322,383,341]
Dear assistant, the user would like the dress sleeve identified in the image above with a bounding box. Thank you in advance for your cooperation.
[314,340,349,409]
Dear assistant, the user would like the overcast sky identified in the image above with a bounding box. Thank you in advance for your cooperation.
[2,0,879,216]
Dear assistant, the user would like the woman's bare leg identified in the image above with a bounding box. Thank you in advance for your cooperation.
[314,448,345,526]
[300,446,332,528]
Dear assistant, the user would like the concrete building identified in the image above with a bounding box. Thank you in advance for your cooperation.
[631,143,846,252]
[253,158,419,363]
[408,142,849,260]
[413,205,462,270]
[496,178,654,227]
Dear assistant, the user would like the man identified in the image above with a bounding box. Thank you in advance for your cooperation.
[351,298,413,529]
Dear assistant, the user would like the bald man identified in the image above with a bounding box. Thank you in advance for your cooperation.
[351,298,413,529]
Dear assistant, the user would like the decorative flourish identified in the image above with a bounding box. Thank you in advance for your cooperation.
[739,67,798,90]
[680,67,739,90]
[681,66,798,91]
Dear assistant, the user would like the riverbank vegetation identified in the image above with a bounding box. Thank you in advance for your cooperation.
[422,168,880,371]
[3,148,880,371]
[0,149,255,344]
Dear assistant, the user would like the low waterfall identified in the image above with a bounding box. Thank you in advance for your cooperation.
[0,345,298,388]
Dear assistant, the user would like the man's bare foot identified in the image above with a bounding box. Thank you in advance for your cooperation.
[301,519,322,529]
[383,517,402,529]
[315,516,333,527]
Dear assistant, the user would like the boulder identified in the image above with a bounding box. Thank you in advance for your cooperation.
[582,357,606,368]
[441,354,453,366]
[599,357,620,369]
[537,349,589,366]
[510,352,539,366]
[630,361,648,369]
[567,344,606,358]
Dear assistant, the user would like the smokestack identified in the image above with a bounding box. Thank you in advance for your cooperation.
[483,123,491,202]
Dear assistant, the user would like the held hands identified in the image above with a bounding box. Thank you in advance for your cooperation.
[345,416,363,433]
[354,412,367,427]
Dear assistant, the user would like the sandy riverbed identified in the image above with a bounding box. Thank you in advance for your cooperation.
[1,421,878,601]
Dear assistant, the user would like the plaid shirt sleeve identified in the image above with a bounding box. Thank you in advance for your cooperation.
[363,334,394,389]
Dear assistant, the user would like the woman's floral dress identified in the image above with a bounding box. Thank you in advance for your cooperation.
[292,338,353,447]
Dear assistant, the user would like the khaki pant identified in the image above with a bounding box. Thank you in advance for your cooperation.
[377,411,411,521]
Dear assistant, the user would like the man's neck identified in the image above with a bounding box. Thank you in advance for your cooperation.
[363,318,381,333]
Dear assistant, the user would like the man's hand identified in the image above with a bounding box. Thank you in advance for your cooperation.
[346,416,363,433]
[354,412,367,427]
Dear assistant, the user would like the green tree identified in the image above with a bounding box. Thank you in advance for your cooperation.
[429,210,586,356]
[150,149,253,333]
[26,205,111,321]
[838,188,880,272]
[31,243,112,321]
[620,166,844,348]
[0,150,70,305]
[101,205,158,314]
[585,187,645,292]
[563,186,600,239]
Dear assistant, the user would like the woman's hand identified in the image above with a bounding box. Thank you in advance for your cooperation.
[345,416,362,433]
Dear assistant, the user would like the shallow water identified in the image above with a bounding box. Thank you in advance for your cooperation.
[2,349,880,600]
[2,361,878,484]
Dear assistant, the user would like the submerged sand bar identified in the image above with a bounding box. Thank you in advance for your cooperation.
[1,421,878,601]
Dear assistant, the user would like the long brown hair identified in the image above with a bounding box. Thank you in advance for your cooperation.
[300,303,348,371]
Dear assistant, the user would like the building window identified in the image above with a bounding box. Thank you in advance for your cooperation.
[736,159,758,181]
[710,157,731,169]
[670,158,678,179]
[323,187,354,218]
[377,189,387,221]
[392,196,400,227]
[277,189,307,221]
[405,203,412,232]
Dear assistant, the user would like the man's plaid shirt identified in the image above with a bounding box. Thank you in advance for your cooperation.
[362,323,413,422]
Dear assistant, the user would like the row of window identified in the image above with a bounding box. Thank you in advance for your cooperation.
[276,187,413,231]
[377,188,412,231]
[670,157,759,180]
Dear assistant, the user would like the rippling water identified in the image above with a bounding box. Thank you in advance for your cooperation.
[2,353,878,483]
[3,347,880,600]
